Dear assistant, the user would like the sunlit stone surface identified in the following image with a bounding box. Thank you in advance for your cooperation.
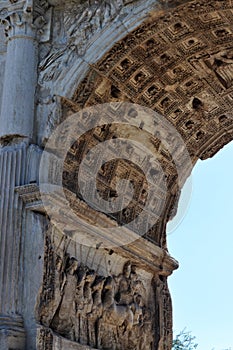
[0,0,232,349]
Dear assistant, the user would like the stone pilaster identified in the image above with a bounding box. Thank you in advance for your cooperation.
[0,2,50,348]
[0,142,28,348]
[0,141,45,349]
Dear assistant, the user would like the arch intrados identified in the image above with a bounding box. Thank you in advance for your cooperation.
[70,0,233,161]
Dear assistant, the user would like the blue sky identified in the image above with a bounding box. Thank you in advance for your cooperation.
[168,140,233,350]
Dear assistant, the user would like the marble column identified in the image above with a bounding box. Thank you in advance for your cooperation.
[0,0,39,140]
[0,1,44,348]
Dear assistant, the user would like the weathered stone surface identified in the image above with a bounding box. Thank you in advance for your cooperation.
[73,0,233,162]
[36,0,160,145]
[37,226,159,349]
[0,23,6,108]
[0,0,233,349]
[0,315,26,350]
[0,142,46,349]
[0,0,51,140]
[37,326,96,349]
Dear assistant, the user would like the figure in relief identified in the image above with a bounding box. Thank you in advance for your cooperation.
[39,0,136,84]
[207,49,233,89]
[88,276,105,348]
[41,255,154,349]
[50,257,79,340]
[74,266,86,343]
[80,270,96,344]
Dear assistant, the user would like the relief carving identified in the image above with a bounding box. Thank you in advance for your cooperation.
[71,0,233,165]
[38,241,156,349]
[156,276,173,350]
[206,49,233,89]
[38,0,137,83]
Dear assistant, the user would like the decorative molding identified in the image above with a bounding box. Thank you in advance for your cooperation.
[0,315,25,350]
[37,326,96,350]
[16,182,178,275]
[0,314,25,333]
[42,189,178,274]
[15,184,44,212]
[72,0,233,162]
[0,0,51,41]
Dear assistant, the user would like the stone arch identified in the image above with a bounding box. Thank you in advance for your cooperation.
[57,4,233,346]
[56,0,233,250]
[70,0,233,160]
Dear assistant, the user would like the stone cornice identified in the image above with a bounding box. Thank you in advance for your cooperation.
[15,184,44,212]
[15,183,179,275]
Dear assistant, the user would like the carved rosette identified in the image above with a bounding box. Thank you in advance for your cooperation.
[0,0,49,40]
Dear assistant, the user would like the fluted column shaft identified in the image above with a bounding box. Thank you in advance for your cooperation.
[0,2,43,348]
[0,1,38,140]
[0,143,28,315]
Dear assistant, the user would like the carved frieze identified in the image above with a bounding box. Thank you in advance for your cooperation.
[1,1,233,349]
[38,233,158,349]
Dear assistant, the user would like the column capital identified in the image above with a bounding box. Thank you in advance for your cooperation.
[0,0,50,41]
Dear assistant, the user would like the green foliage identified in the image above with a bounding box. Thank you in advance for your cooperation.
[173,330,231,350]
[172,329,198,350]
